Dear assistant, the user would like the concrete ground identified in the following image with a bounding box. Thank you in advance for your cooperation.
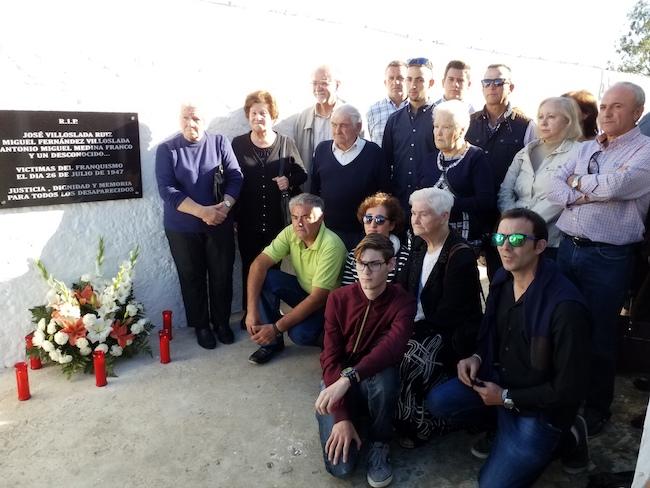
[0,312,645,488]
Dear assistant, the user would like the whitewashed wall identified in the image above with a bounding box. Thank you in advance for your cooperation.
[2,0,649,367]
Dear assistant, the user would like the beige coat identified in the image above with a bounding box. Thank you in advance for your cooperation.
[498,138,581,247]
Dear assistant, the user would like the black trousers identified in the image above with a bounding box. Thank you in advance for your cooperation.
[237,229,278,311]
[165,224,235,330]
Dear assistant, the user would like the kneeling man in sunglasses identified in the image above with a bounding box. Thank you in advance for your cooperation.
[315,233,415,487]
[426,208,590,487]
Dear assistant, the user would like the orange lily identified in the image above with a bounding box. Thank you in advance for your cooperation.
[59,317,88,346]
[110,319,135,348]
[75,284,98,307]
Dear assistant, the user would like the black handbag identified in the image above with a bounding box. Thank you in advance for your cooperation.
[213,164,225,203]
[278,137,291,227]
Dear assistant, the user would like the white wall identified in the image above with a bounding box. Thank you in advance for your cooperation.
[2,0,649,367]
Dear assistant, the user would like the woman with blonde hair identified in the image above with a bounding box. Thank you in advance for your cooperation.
[498,96,583,258]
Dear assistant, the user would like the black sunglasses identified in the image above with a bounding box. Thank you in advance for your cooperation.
[363,214,389,225]
[481,78,509,88]
[491,232,538,248]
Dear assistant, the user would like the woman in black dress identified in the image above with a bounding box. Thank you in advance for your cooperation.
[231,91,307,325]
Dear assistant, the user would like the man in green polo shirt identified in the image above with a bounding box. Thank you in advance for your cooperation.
[245,193,347,364]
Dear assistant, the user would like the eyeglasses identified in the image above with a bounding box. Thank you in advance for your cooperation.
[480,78,509,88]
[588,150,601,175]
[355,260,387,272]
[491,232,539,247]
[407,57,433,70]
[312,80,333,87]
[363,214,389,225]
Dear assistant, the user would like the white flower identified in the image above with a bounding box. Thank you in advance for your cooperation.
[95,343,108,353]
[80,273,93,283]
[79,346,92,356]
[59,353,73,364]
[125,303,138,317]
[85,316,112,343]
[41,340,55,352]
[33,329,45,347]
[47,320,58,334]
[125,339,133,346]
[110,345,123,357]
[37,318,46,331]
[58,302,81,319]
[46,289,61,307]
[49,349,61,362]
[75,337,89,350]
[130,319,146,335]
[53,331,69,345]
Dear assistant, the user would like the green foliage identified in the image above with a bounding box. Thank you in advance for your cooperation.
[614,0,650,75]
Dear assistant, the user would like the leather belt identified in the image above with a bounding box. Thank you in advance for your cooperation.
[564,234,613,247]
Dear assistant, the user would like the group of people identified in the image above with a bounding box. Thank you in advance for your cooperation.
[155,57,650,487]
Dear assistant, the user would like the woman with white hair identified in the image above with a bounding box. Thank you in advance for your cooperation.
[420,99,495,249]
[498,96,582,258]
[395,187,483,448]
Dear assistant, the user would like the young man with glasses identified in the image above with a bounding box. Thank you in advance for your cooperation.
[426,208,590,487]
[382,57,437,214]
[548,81,650,437]
[315,233,415,488]
[465,63,535,280]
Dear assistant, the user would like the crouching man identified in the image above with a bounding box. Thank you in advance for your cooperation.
[315,233,416,487]
[426,208,590,487]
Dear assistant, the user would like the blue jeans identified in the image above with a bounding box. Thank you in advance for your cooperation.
[258,269,324,347]
[316,367,399,478]
[427,378,562,488]
[556,237,635,417]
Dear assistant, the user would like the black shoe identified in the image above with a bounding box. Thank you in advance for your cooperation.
[585,409,610,438]
[214,323,234,344]
[248,340,285,365]
[470,431,494,460]
[634,377,650,392]
[562,414,590,474]
[196,328,217,349]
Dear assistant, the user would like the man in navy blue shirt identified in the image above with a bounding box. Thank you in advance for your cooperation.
[382,58,437,214]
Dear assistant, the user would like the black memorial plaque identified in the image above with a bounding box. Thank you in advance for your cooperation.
[0,110,142,209]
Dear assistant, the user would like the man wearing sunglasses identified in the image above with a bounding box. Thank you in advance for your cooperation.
[382,57,437,214]
[315,233,415,487]
[465,64,535,280]
[548,81,650,437]
[426,208,590,486]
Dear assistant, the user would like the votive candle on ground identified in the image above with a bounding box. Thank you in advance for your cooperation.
[15,362,31,401]
[93,350,107,387]
[162,310,173,340]
[159,330,171,364]
[25,333,42,370]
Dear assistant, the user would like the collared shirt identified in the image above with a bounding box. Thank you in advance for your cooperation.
[331,137,366,166]
[313,112,333,152]
[433,96,476,114]
[486,104,536,145]
[367,97,408,146]
[382,100,438,210]
[548,126,650,245]
[263,223,347,292]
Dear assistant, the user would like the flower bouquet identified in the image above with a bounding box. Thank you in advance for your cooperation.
[27,238,154,377]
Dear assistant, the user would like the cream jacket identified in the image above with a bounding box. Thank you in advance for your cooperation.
[498,138,581,247]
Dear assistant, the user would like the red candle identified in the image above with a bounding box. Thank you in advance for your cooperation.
[15,362,31,401]
[25,333,42,370]
[159,330,171,364]
[93,350,107,387]
[162,310,173,340]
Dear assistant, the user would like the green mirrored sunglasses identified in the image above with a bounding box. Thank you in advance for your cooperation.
[491,232,538,248]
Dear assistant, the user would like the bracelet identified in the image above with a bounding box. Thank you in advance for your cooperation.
[471,353,482,364]
[272,323,283,336]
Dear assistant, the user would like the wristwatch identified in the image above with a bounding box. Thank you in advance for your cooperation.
[340,367,359,386]
[570,176,581,190]
[223,199,232,209]
[502,388,515,410]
